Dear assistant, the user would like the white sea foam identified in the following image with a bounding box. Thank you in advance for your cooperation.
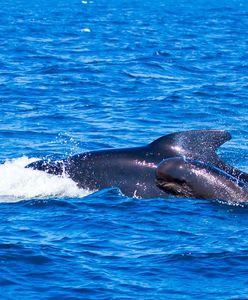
[0,157,92,203]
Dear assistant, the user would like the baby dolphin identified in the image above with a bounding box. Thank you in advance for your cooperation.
[156,157,248,203]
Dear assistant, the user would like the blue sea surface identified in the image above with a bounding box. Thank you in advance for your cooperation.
[1,0,248,298]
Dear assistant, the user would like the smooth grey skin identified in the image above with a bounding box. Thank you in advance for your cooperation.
[26,129,248,198]
[156,157,248,203]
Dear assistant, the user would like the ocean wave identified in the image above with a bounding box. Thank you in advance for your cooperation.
[0,157,91,202]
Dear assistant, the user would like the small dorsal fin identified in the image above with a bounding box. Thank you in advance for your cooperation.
[149,130,231,163]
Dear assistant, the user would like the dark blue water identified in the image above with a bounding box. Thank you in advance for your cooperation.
[1,0,248,298]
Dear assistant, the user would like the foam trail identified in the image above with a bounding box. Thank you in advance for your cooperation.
[0,157,92,203]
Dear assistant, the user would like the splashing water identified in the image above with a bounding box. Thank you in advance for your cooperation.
[0,157,91,202]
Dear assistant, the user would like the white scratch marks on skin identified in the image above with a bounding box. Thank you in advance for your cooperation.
[135,182,147,189]
[170,145,188,156]
[171,145,183,152]
[135,160,157,168]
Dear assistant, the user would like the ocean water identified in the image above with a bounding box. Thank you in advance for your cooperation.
[1,0,248,298]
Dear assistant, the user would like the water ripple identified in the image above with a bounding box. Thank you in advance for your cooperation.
[1,0,248,299]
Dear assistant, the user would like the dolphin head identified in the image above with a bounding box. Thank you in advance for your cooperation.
[156,156,248,203]
[155,157,197,198]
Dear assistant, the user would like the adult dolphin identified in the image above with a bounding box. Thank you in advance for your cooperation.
[26,129,248,198]
[156,157,248,203]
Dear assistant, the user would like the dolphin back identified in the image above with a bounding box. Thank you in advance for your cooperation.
[149,129,231,163]
[150,129,248,183]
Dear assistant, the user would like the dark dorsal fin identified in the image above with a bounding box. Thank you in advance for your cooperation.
[149,130,231,163]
